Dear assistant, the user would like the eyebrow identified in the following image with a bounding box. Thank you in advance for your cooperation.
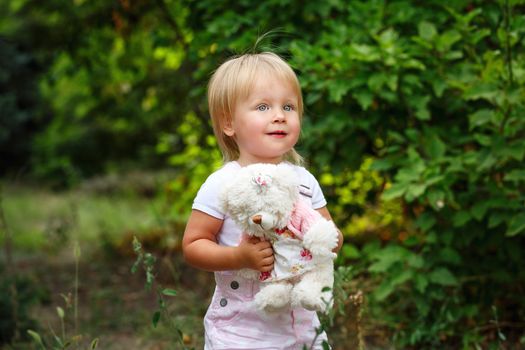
[249,96,299,104]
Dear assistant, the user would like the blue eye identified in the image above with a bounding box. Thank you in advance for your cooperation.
[257,104,269,111]
[284,104,294,111]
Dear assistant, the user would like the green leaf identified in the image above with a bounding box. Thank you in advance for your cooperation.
[305,91,321,104]
[477,151,497,171]
[54,336,64,347]
[406,183,427,201]
[431,79,448,97]
[427,189,445,210]
[415,212,436,232]
[488,212,508,228]
[505,170,525,182]
[426,231,438,244]
[369,259,397,273]
[341,244,360,259]
[27,330,45,348]
[374,270,412,301]
[471,201,489,221]
[444,51,463,60]
[498,142,525,161]
[464,84,499,102]
[91,338,99,349]
[436,29,461,51]
[369,245,410,272]
[374,280,395,301]
[419,21,437,41]
[424,175,445,187]
[328,79,350,103]
[368,73,388,91]
[453,211,471,227]
[382,183,407,201]
[161,288,178,297]
[152,311,161,328]
[471,28,491,44]
[414,274,429,293]
[468,109,494,130]
[506,212,525,237]
[353,90,374,110]
[370,158,393,171]
[391,269,413,286]
[407,254,424,269]
[56,306,65,319]
[423,132,446,159]
[429,267,458,286]
[439,247,462,265]
[473,133,492,146]
[413,96,431,120]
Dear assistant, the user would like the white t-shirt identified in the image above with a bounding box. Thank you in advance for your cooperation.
[192,161,327,248]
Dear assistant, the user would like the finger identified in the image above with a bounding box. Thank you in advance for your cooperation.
[247,236,262,244]
[239,234,251,243]
[259,247,274,257]
[260,264,274,272]
[260,255,274,264]
[256,240,272,249]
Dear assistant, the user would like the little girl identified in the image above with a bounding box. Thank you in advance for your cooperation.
[182,52,343,349]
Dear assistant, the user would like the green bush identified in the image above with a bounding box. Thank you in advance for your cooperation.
[2,0,525,347]
[0,268,48,345]
[184,0,525,347]
[290,1,525,347]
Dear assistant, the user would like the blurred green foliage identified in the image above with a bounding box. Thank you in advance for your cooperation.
[0,269,48,345]
[2,0,525,347]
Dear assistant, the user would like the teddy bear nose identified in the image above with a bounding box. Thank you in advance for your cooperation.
[252,215,262,224]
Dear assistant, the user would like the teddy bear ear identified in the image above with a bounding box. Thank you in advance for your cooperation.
[274,163,300,197]
[276,163,299,182]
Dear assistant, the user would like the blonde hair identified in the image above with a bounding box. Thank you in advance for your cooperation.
[208,52,303,164]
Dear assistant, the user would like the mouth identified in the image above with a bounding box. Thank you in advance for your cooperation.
[267,130,287,137]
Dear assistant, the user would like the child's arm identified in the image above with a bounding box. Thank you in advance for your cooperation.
[182,209,274,272]
[316,206,344,253]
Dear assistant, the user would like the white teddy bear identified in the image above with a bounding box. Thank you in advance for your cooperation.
[220,163,339,314]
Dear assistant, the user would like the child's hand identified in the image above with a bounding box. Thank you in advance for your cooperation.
[236,237,274,272]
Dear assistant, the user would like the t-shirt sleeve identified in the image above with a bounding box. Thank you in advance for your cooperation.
[309,172,327,209]
[192,171,226,220]
[297,166,327,209]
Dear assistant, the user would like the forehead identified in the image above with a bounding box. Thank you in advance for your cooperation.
[247,73,298,99]
[240,70,299,101]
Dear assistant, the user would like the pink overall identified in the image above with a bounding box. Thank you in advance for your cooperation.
[193,162,331,349]
[204,272,328,349]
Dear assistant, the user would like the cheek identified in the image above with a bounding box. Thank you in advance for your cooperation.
[244,119,266,134]
[290,118,301,135]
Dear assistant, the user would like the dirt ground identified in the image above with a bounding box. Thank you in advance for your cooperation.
[5,245,383,350]
[5,246,210,350]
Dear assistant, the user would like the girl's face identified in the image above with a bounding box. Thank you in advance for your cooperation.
[224,73,301,166]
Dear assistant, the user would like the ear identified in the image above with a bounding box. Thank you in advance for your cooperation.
[223,119,235,137]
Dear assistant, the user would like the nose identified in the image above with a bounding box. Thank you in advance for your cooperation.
[273,109,285,123]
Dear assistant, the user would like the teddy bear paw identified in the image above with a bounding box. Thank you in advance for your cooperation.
[302,220,339,259]
[292,285,333,313]
[254,295,289,314]
[254,283,292,314]
[300,293,332,313]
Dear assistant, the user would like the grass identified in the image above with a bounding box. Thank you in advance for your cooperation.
[0,181,368,350]
[1,184,169,251]
[1,180,208,349]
